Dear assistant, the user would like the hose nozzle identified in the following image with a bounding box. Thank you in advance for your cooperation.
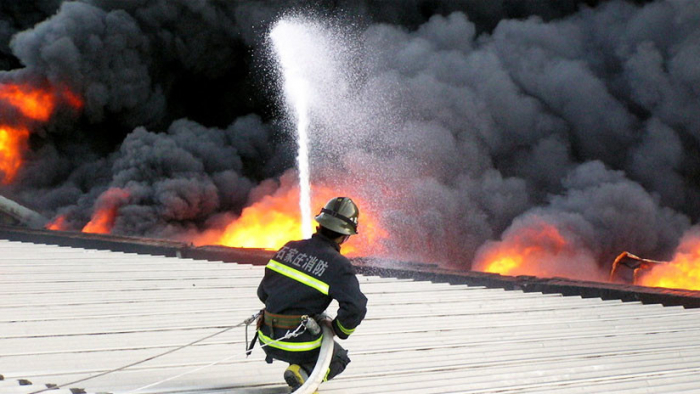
[301,315,321,335]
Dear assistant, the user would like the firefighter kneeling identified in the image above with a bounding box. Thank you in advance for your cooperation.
[256,197,368,392]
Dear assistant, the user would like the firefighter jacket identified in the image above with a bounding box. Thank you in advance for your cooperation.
[257,233,368,362]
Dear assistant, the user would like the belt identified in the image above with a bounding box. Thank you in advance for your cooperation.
[263,311,304,329]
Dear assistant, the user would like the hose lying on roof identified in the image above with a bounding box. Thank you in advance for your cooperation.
[30,312,333,394]
[29,313,262,394]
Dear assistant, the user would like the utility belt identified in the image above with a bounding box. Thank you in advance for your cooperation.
[262,311,305,329]
[247,310,321,359]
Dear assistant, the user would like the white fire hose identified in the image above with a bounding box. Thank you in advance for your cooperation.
[295,318,335,394]
[32,313,334,394]
[125,314,333,394]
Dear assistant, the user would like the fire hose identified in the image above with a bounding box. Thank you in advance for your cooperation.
[27,312,261,394]
[294,316,335,394]
[124,315,333,394]
[29,312,332,394]
[126,315,333,394]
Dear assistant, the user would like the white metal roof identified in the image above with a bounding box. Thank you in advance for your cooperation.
[2,239,700,394]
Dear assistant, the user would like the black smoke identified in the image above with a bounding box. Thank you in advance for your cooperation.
[0,1,62,70]
[0,0,697,279]
[2,0,293,237]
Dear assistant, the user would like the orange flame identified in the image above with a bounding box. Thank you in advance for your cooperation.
[0,125,30,183]
[0,82,83,183]
[0,83,55,121]
[46,214,70,231]
[476,220,568,276]
[217,185,303,249]
[637,230,700,290]
[0,83,83,120]
[82,188,130,234]
[196,181,387,257]
[60,87,84,110]
[473,216,602,281]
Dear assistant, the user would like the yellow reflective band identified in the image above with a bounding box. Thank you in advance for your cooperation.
[336,320,355,336]
[267,259,330,295]
[258,330,323,352]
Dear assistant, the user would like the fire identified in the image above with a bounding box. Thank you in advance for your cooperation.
[0,83,55,121]
[0,82,83,183]
[473,216,600,280]
[475,219,568,276]
[217,185,304,249]
[201,182,386,256]
[60,88,84,110]
[82,188,130,234]
[341,202,387,257]
[46,214,69,231]
[484,254,524,275]
[0,83,83,121]
[637,230,700,290]
[0,125,30,183]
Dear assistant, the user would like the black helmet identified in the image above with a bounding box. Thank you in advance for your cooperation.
[315,197,359,235]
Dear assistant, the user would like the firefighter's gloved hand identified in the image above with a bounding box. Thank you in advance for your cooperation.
[321,319,335,336]
[315,312,331,322]
[315,313,335,336]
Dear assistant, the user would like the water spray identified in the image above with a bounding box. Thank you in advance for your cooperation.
[270,20,314,239]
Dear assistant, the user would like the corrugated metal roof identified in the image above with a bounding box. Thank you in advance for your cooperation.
[2,239,700,394]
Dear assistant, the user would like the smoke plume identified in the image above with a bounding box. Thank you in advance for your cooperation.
[1,0,698,280]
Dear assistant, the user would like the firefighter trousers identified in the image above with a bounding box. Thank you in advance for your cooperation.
[263,340,351,381]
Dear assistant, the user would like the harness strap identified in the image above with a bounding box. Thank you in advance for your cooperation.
[246,331,258,357]
[245,310,264,358]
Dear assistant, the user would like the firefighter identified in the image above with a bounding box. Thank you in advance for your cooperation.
[256,197,368,392]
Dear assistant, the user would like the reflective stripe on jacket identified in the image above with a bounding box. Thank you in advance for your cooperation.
[257,233,367,342]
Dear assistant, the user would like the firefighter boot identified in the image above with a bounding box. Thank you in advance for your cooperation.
[284,364,317,393]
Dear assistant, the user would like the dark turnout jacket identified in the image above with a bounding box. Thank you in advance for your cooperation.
[257,233,367,363]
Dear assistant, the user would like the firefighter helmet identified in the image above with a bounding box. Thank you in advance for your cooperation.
[315,197,359,235]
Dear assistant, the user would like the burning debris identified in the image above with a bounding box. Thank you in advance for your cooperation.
[0,1,698,291]
[609,251,666,285]
[609,230,700,292]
